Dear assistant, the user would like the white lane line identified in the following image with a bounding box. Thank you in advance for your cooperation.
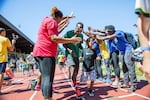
[109,83,150,100]
[62,69,150,100]
[29,69,76,100]
[116,93,135,98]
[2,77,33,92]
[62,69,75,90]
[29,91,38,100]
[2,79,24,92]
[102,93,136,100]
[133,93,150,100]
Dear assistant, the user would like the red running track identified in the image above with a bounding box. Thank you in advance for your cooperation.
[0,65,150,100]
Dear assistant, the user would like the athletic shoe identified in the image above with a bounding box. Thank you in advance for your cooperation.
[128,85,137,93]
[120,84,130,88]
[34,85,41,91]
[88,90,94,96]
[53,87,60,94]
[76,96,85,100]
[75,87,81,96]
[96,77,104,82]
[104,78,112,83]
[112,80,121,86]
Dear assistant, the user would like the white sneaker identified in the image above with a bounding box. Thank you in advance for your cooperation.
[111,81,121,86]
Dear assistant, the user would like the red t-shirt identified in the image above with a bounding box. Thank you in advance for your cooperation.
[33,17,59,57]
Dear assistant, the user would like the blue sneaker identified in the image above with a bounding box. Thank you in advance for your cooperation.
[102,78,106,82]
[104,78,112,83]
[96,77,103,82]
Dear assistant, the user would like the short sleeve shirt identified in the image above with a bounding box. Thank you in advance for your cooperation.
[64,30,83,58]
[0,36,12,62]
[33,17,59,57]
[82,48,96,72]
[99,41,110,59]
[114,30,133,54]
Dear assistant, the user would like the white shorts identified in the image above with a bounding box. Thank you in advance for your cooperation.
[80,70,96,82]
[66,54,75,67]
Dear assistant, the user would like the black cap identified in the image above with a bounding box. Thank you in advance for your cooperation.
[104,25,115,32]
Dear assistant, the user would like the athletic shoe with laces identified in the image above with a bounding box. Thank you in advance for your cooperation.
[88,90,94,96]
[112,80,121,86]
[75,87,81,97]
[96,77,104,82]
[104,78,112,83]
[34,85,41,91]
[128,85,137,93]
[120,84,130,88]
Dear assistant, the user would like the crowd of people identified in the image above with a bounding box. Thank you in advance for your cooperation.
[0,0,150,100]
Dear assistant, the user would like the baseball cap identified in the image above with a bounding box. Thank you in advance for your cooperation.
[104,25,115,32]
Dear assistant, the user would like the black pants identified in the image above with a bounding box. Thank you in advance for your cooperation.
[35,57,55,98]
[94,59,103,78]
[110,51,120,78]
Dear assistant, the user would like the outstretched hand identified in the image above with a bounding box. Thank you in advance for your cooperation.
[12,39,16,45]
[88,26,96,32]
[71,37,82,43]
[88,26,92,32]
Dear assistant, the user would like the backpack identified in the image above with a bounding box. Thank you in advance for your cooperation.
[124,32,137,49]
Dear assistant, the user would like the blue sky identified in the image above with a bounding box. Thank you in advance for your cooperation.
[0,0,138,43]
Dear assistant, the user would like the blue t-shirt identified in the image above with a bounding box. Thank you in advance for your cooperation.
[113,30,133,54]
[92,40,101,56]
[107,40,118,53]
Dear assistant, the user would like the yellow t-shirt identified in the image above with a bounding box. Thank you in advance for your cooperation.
[99,40,110,59]
[0,36,12,63]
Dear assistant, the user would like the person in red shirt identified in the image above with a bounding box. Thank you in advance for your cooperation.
[33,6,82,100]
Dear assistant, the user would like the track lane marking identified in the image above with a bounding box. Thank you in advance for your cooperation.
[29,91,38,100]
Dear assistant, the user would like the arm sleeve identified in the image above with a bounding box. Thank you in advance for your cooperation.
[46,21,58,35]
[6,38,12,48]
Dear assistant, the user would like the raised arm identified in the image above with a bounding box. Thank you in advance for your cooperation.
[8,39,16,51]
[96,33,116,41]
[58,12,75,33]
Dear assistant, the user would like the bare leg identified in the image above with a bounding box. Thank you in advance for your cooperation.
[89,81,94,90]
[37,72,41,85]
[0,73,4,92]
[35,71,41,91]
[68,67,73,79]
[137,14,150,74]
[137,63,150,83]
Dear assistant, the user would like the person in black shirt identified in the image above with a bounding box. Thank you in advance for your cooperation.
[80,37,96,96]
